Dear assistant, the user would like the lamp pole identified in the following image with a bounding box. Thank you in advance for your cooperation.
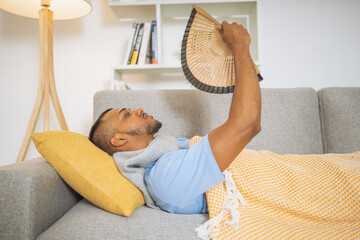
[17,0,68,162]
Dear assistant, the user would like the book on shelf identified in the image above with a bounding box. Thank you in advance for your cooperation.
[145,35,152,64]
[130,23,144,65]
[137,22,151,65]
[123,23,138,65]
[123,20,157,66]
[151,20,158,64]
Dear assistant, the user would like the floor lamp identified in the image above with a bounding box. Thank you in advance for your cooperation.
[0,0,92,162]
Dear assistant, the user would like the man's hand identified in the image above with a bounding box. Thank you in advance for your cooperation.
[209,21,261,172]
[216,21,251,57]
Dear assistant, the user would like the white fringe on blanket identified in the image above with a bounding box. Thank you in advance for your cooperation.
[195,170,247,240]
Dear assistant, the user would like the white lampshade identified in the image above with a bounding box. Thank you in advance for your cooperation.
[0,0,92,20]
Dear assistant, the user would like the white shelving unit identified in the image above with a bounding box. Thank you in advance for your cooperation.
[109,0,260,90]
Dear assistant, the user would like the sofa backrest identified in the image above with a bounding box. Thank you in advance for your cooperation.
[247,88,323,154]
[318,87,360,153]
[94,88,323,155]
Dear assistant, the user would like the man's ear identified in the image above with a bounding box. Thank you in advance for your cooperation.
[110,133,128,147]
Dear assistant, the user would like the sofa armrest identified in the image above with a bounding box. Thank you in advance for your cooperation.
[0,158,82,240]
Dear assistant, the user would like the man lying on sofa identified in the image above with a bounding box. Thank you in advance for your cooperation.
[89,21,261,214]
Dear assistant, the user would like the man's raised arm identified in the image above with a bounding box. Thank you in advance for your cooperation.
[208,22,262,172]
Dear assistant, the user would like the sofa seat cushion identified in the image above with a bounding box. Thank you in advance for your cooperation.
[318,87,360,153]
[37,199,208,240]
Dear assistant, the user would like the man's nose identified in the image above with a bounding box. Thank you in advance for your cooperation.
[134,108,144,116]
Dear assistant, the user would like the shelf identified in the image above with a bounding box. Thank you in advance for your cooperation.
[113,62,260,72]
[113,64,182,73]
[109,4,156,22]
[112,60,261,90]
[112,65,185,90]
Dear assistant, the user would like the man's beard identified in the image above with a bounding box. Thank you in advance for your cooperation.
[146,120,162,135]
[125,120,162,136]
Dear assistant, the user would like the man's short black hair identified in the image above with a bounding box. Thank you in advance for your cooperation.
[89,108,114,155]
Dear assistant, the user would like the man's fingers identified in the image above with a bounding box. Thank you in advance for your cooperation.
[215,24,222,32]
[221,21,229,30]
[216,20,231,33]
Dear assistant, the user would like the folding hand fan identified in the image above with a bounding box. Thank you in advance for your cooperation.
[181,6,263,94]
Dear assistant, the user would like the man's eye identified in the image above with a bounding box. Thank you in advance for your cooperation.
[125,112,130,117]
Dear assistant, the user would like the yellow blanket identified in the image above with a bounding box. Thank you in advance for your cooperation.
[190,136,360,240]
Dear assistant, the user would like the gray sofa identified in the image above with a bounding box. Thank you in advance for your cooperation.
[1,87,359,240]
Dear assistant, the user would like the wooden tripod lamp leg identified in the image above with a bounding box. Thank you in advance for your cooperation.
[46,7,68,131]
[46,8,68,131]
[16,77,44,163]
[16,7,68,162]
[48,53,68,130]
[43,8,50,132]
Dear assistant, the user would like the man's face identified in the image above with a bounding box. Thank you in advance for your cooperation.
[102,108,162,136]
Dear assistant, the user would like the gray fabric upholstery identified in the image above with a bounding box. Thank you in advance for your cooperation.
[0,158,81,240]
[318,87,360,153]
[94,88,323,154]
[247,88,323,154]
[38,199,208,240]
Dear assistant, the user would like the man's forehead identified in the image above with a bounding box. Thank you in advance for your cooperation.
[102,108,126,120]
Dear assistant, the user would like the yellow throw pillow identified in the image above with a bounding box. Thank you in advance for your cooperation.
[31,130,145,216]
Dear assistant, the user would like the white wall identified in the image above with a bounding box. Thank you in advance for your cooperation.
[259,0,360,89]
[0,0,359,166]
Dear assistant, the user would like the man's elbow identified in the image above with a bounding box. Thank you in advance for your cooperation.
[246,116,262,133]
[254,122,261,134]
[248,122,261,137]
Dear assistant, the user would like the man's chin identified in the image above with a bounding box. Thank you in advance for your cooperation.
[148,120,162,135]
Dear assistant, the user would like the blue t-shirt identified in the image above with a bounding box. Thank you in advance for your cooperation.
[144,135,225,214]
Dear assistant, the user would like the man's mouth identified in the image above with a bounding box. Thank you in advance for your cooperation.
[143,112,153,119]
